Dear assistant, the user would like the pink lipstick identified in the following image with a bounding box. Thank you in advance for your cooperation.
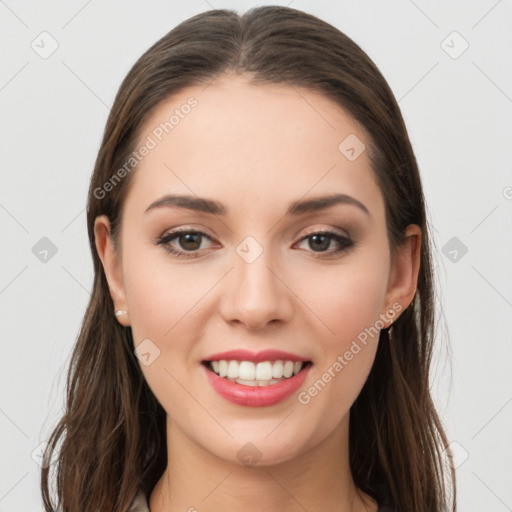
[202,349,311,407]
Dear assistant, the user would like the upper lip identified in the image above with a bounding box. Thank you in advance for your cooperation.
[203,349,310,363]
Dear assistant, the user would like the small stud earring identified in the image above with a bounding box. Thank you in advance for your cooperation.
[115,309,127,317]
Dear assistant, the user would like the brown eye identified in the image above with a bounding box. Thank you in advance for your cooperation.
[296,231,353,257]
[156,230,213,258]
[177,232,203,251]
[307,234,331,252]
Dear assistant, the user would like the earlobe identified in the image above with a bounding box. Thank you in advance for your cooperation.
[384,224,422,323]
[94,215,130,326]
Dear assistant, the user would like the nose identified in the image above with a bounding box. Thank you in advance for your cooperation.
[219,247,294,331]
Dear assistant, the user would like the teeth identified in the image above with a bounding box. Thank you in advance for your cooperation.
[235,378,283,387]
[235,378,258,386]
[219,360,228,377]
[283,361,294,378]
[272,360,283,378]
[239,361,255,380]
[227,360,239,378]
[209,359,305,385]
[256,361,273,380]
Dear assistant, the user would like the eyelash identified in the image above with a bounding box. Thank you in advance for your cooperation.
[155,228,354,259]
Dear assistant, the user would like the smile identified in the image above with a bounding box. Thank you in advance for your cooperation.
[202,349,312,407]
[207,359,306,386]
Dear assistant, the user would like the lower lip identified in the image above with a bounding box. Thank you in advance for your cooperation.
[203,364,311,407]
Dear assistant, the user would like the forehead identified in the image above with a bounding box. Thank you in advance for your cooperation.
[124,73,384,222]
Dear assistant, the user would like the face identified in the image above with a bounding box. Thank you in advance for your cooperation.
[95,73,419,466]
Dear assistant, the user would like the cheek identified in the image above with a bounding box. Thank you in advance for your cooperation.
[123,264,174,342]
[292,256,388,423]
[121,247,208,412]
[299,256,389,342]
[121,242,206,343]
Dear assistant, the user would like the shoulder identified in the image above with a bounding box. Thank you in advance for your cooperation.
[128,485,400,512]
[128,490,150,512]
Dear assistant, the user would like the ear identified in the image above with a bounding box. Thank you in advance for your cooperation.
[94,215,130,326]
[383,224,422,325]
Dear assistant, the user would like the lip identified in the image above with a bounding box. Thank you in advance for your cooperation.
[203,349,309,363]
[202,362,311,407]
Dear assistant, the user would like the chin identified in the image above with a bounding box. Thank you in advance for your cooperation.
[200,425,317,469]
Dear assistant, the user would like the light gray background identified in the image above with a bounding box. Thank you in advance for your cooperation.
[1,1,511,511]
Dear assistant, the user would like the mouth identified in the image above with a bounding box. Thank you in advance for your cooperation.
[202,359,312,387]
[201,349,313,406]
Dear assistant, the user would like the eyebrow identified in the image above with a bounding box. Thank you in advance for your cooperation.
[144,193,370,217]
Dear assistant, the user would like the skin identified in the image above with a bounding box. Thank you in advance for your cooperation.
[95,72,421,512]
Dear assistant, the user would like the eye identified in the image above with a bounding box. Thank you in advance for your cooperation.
[155,229,213,258]
[295,230,353,257]
[155,228,354,259]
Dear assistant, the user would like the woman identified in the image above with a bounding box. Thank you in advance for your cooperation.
[40,6,456,512]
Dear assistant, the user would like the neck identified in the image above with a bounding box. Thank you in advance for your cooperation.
[149,414,377,512]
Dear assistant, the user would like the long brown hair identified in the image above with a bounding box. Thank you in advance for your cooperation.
[41,6,456,511]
